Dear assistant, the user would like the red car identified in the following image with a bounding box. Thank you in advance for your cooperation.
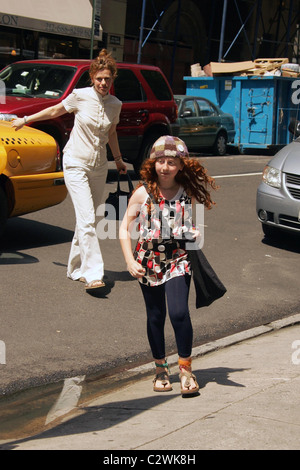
[0,60,178,173]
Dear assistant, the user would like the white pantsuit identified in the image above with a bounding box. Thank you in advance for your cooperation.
[62,86,122,282]
[63,158,108,282]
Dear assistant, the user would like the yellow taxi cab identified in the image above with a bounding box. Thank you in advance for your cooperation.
[0,121,67,236]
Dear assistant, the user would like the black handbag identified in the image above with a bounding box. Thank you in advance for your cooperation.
[105,173,134,220]
[188,248,227,308]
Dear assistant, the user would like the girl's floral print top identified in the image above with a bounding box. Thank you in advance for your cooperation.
[133,186,193,286]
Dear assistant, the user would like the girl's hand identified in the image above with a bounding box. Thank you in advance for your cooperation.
[191,228,201,239]
[11,117,26,131]
[127,259,146,278]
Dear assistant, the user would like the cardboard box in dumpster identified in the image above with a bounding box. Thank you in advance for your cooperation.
[201,58,299,77]
[209,61,255,75]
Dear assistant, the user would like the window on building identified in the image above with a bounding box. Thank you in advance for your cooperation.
[0,30,19,68]
[39,36,73,59]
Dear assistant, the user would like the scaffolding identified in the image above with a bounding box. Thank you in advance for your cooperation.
[137,0,300,83]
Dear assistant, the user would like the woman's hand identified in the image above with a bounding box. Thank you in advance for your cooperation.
[11,117,26,131]
[127,259,146,278]
[116,158,127,174]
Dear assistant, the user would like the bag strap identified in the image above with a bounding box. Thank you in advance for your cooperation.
[117,172,134,195]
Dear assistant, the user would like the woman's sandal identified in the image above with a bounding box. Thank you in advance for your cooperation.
[153,361,172,392]
[85,279,106,290]
[179,359,199,397]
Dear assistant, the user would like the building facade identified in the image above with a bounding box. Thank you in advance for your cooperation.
[0,0,126,68]
[0,0,299,94]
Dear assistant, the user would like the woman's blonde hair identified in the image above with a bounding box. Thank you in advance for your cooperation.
[89,48,118,80]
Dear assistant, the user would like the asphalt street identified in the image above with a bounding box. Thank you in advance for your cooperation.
[0,155,299,401]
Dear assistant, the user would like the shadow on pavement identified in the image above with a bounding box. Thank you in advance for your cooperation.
[261,231,300,254]
[0,251,39,265]
[0,218,74,251]
[0,366,247,450]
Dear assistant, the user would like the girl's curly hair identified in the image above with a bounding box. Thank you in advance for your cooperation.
[89,48,118,81]
[137,156,217,209]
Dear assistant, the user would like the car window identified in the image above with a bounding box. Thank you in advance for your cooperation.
[182,99,197,117]
[140,69,172,101]
[74,70,91,89]
[113,69,145,102]
[196,99,216,117]
[0,64,76,98]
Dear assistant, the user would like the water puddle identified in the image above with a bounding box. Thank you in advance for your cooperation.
[0,362,151,444]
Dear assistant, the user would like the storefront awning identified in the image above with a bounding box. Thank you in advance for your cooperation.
[0,0,102,40]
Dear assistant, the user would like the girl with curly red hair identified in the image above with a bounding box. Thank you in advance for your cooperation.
[120,135,216,396]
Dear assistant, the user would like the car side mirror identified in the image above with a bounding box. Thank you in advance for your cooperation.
[181,109,193,118]
[288,119,300,138]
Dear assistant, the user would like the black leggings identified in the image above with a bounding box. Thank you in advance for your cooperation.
[139,274,193,360]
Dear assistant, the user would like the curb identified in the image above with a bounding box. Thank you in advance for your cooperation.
[1,313,300,442]
[128,313,300,376]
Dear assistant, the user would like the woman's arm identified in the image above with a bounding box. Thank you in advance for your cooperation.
[119,186,146,278]
[11,103,67,130]
[108,124,127,174]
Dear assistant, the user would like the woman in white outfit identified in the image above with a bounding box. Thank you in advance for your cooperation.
[12,49,127,292]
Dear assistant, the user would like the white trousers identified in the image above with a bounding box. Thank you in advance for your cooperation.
[63,157,108,283]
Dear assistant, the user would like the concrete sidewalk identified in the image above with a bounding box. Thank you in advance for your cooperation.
[1,314,300,451]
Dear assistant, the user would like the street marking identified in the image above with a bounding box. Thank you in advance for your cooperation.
[213,172,262,179]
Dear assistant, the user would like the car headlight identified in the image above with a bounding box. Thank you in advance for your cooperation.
[0,114,18,121]
[262,165,282,188]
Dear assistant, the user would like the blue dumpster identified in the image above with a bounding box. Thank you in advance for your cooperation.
[184,75,299,152]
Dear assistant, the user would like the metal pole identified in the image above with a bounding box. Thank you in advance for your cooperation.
[285,0,294,57]
[90,0,96,59]
[170,0,181,87]
[218,0,228,62]
[252,0,262,59]
[138,0,147,64]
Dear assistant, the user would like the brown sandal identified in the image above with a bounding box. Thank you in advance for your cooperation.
[153,361,172,392]
[179,358,199,396]
[85,280,106,290]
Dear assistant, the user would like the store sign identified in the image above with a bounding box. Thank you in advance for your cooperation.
[94,0,101,37]
[0,12,102,40]
[0,14,18,27]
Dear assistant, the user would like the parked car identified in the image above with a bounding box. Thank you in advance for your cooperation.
[256,121,300,238]
[0,60,178,173]
[0,121,67,236]
[174,95,235,155]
